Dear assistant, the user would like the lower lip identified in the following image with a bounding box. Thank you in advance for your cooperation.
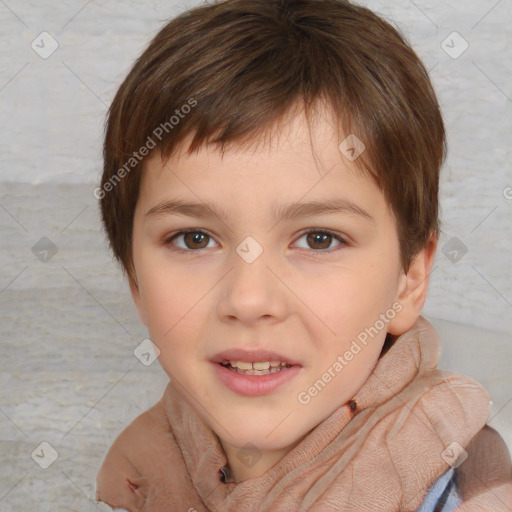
[212,363,301,396]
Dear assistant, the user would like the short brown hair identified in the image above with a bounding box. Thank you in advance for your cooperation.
[99,0,446,285]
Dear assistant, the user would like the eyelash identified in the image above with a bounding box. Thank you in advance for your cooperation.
[164,228,348,254]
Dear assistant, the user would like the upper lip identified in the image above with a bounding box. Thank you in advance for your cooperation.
[211,348,302,366]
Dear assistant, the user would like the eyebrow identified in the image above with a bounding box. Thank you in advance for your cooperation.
[145,198,374,222]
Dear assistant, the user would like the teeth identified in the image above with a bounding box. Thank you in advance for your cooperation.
[253,361,270,370]
[233,367,282,376]
[221,359,291,374]
[235,360,253,370]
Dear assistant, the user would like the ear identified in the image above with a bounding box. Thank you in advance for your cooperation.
[129,275,148,326]
[387,233,437,335]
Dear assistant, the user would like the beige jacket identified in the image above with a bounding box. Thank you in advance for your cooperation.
[96,317,512,511]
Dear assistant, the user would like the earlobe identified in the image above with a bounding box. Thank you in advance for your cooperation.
[387,234,438,335]
[129,277,148,326]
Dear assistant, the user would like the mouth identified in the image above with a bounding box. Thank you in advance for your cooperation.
[211,349,302,396]
[219,360,293,376]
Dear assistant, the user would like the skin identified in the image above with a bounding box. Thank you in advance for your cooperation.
[130,104,437,482]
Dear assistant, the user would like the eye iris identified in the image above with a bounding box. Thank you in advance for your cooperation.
[307,232,331,250]
[184,232,208,249]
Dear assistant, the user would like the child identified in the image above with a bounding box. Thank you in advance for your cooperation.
[95,0,512,510]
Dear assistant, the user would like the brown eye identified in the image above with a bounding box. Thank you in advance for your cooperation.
[306,232,332,250]
[294,230,345,251]
[168,230,216,250]
[183,232,209,249]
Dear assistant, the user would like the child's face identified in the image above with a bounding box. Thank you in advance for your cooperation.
[131,106,406,472]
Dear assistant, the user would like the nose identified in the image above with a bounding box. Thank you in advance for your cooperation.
[216,247,289,326]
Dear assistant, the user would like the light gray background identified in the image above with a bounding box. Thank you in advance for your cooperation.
[0,1,511,510]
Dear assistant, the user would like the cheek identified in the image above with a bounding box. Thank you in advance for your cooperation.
[139,276,202,381]
[137,262,189,339]
[136,260,214,365]
[313,266,398,332]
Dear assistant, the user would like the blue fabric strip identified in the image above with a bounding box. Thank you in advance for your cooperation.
[416,467,462,512]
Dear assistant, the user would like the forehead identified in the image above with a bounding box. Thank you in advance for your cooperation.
[153,99,354,168]
[137,104,385,219]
